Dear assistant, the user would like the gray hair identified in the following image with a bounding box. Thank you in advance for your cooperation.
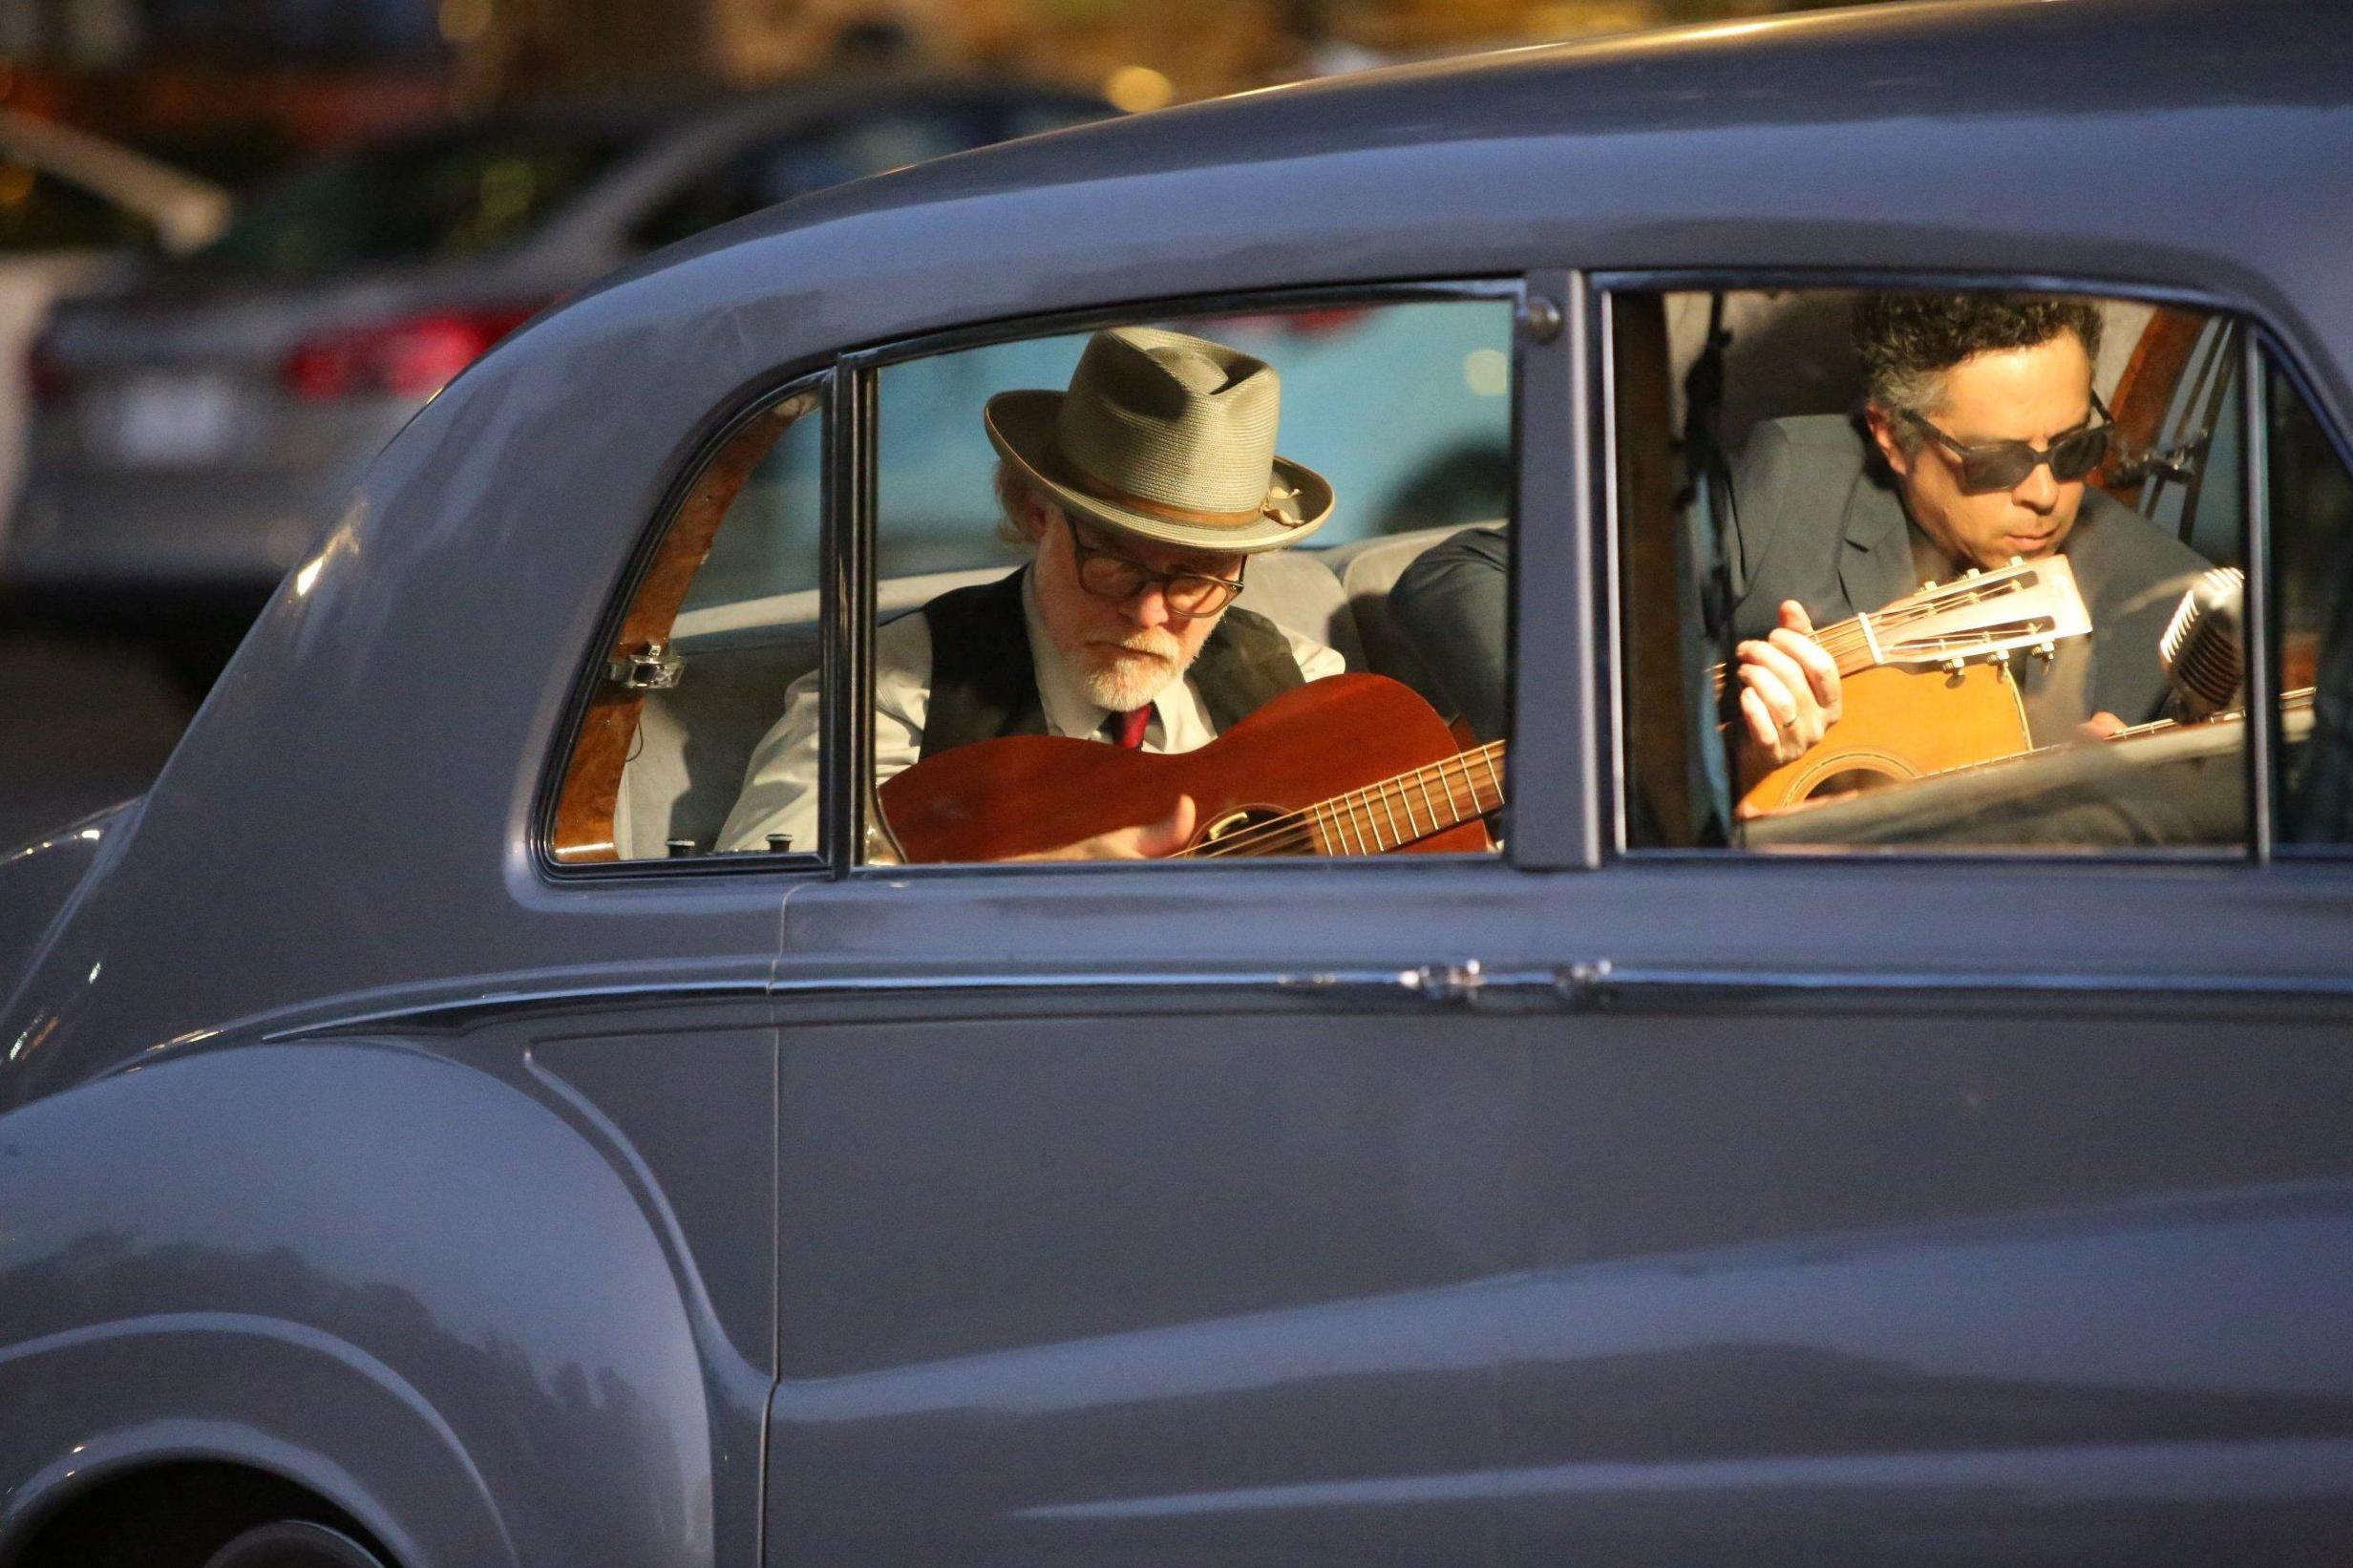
[993,458,1060,549]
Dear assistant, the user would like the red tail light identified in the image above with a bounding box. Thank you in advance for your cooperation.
[281,306,540,401]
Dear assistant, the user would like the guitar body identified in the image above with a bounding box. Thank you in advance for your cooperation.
[1739,661,2032,814]
[880,673,1494,862]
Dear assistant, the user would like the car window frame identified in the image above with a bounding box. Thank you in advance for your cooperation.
[1588,266,2348,870]
[2250,327,2353,861]
[533,361,841,881]
[826,274,1578,881]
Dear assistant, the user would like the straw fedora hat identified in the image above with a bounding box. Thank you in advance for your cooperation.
[984,327,1334,555]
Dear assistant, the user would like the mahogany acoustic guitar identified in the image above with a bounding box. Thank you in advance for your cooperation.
[878,672,1500,862]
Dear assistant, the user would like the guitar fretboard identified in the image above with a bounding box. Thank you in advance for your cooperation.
[1706,570,2067,694]
[1185,740,1508,858]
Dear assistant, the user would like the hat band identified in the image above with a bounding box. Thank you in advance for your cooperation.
[1063,463,1308,531]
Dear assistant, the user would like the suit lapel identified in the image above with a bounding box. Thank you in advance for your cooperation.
[1837,469,1917,618]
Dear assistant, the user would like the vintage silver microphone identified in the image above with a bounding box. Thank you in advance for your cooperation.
[2158,565,2246,718]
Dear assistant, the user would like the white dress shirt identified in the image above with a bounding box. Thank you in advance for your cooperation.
[717,570,1346,854]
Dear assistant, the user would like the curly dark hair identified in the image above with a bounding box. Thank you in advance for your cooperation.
[1855,292,2104,438]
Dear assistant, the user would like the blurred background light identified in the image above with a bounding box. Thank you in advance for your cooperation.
[1103,64,1175,113]
[437,0,493,48]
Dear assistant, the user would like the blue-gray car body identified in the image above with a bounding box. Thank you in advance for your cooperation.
[3,0,2351,1563]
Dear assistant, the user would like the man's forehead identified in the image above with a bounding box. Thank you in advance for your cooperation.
[1935,342,2095,435]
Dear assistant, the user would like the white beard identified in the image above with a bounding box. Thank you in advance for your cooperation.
[1078,628,1191,713]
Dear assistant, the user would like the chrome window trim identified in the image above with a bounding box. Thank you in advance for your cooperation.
[2244,326,2277,862]
[1590,266,2313,869]
[2255,328,2353,861]
[262,978,778,1040]
[1599,286,1630,860]
[261,960,2353,1041]
[827,357,871,879]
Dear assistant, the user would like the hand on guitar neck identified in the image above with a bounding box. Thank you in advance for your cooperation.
[1731,600,1846,788]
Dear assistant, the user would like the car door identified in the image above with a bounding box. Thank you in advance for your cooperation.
[748,279,1594,1567]
[1477,278,2353,1566]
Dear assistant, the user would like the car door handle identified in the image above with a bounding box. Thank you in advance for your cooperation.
[1401,959,1614,1009]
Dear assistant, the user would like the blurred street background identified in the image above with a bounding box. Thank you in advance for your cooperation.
[2,0,1875,848]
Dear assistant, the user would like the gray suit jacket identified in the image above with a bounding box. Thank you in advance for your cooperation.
[1732,415,2211,730]
[1390,414,2214,742]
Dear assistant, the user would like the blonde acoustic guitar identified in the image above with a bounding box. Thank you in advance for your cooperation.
[1730,556,2094,814]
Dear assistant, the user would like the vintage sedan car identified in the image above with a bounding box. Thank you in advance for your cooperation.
[4,1,2352,1565]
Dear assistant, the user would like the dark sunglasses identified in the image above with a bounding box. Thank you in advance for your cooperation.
[1901,392,2117,496]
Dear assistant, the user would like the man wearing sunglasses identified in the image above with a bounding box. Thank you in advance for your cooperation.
[718,326,1345,858]
[1728,290,2209,757]
[1389,290,2209,801]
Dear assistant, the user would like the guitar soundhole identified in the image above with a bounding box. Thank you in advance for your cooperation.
[1197,807,1304,856]
[1800,766,1911,801]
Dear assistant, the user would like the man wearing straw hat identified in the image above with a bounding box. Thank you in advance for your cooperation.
[719,326,1346,858]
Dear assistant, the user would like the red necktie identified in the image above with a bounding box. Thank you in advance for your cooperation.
[1114,707,1151,749]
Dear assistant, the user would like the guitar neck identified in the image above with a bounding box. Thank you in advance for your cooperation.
[1707,609,1880,694]
[1309,739,1508,855]
[1706,560,2091,695]
[1184,738,1509,858]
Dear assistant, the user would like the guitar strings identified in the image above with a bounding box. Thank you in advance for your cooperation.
[1180,742,1507,858]
[1706,578,2028,689]
[1187,756,1496,858]
[1186,757,1480,858]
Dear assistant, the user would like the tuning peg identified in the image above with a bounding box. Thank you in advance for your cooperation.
[2007,555,2024,566]
[2035,638,2057,661]
[1964,566,1982,578]
[1922,578,1940,590]
[1942,656,1967,674]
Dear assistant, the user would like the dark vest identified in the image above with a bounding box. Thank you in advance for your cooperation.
[918,567,1307,759]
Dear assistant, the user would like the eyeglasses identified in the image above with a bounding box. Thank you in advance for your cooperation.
[1901,392,2117,496]
[1067,523,1246,621]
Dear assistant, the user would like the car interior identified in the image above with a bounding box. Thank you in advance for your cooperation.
[547,294,1517,865]
[547,285,2352,869]
[1621,286,2314,856]
[616,524,1473,860]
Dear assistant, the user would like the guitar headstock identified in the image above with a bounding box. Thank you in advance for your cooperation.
[1867,556,2093,667]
